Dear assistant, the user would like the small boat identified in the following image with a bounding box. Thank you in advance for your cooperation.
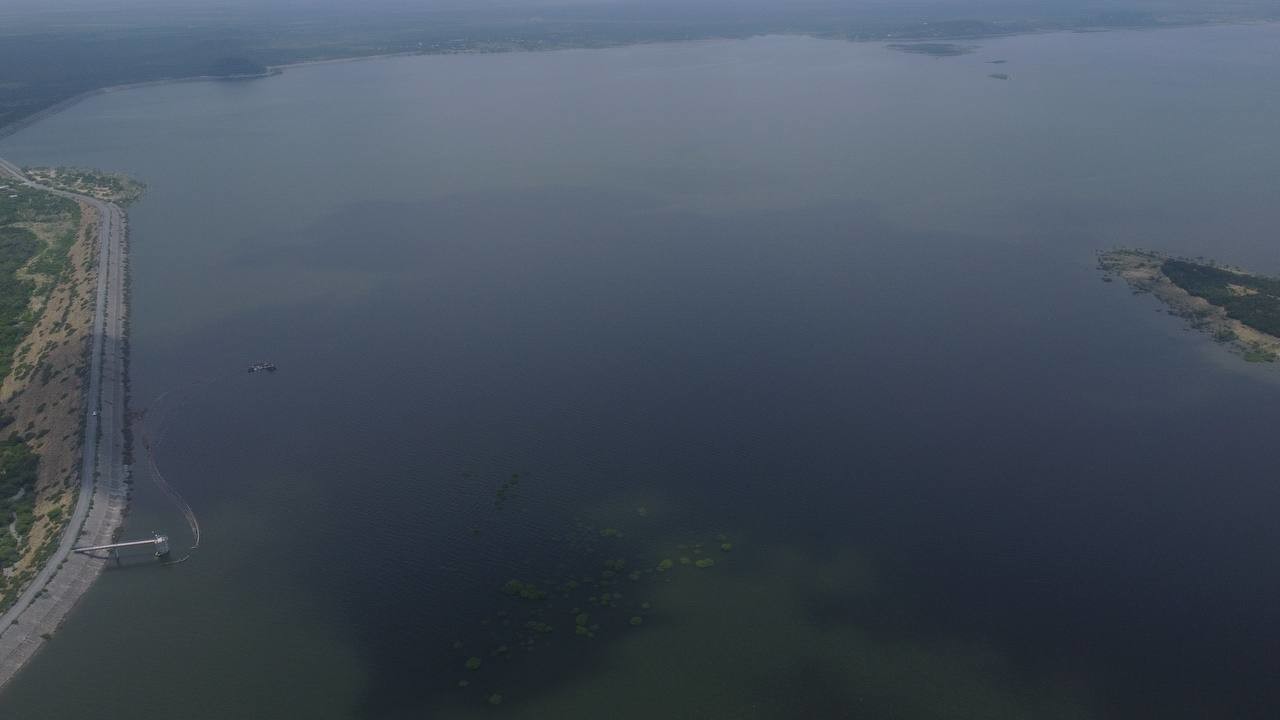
[248,361,277,373]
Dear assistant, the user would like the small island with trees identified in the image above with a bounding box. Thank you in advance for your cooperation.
[1099,249,1280,363]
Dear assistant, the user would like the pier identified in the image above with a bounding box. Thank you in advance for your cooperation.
[74,533,170,559]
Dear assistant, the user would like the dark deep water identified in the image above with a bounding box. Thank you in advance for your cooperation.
[3,26,1280,719]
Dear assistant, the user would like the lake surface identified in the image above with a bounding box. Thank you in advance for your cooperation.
[3,25,1280,719]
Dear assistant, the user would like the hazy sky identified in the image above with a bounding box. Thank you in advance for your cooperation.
[2,0,1275,44]
[2,0,1264,19]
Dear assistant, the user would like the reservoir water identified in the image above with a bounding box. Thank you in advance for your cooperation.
[3,25,1280,719]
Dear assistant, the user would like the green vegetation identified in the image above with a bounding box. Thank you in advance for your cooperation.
[524,620,553,635]
[1162,259,1280,337]
[0,226,41,382]
[0,434,40,568]
[500,579,546,601]
[1244,346,1276,363]
[0,189,78,381]
[26,167,145,206]
[449,499,744,708]
[0,182,84,608]
[492,472,521,508]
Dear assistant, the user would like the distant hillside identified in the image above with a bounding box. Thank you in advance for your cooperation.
[1,0,1278,134]
[208,57,269,78]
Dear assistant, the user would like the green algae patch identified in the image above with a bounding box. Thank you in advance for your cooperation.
[695,558,715,569]
[493,473,522,508]
[501,579,547,601]
[629,616,644,626]
[465,657,483,671]
[657,558,674,572]
[488,693,504,706]
[720,543,733,552]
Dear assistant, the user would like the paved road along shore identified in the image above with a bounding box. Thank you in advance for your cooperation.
[0,157,129,690]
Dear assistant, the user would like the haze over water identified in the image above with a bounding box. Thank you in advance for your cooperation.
[3,24,1280,719]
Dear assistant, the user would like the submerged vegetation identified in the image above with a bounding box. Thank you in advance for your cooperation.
[440,479,1098,718]
[449,483,742,709]
[500,579,547,601]
[492,473,522,508]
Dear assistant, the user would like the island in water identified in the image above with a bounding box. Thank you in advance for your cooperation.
[887,42,976,57]
[1099,249,1280,363]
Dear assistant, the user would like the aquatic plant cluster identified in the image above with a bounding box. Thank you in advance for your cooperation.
[491,473,522,509]
[449,507,737,708]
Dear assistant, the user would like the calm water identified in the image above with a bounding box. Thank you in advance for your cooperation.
[3,26,1280,719]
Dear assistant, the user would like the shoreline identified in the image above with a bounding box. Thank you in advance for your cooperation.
[0,71,281,142]
[0,163,131,691]
[1,19,1275,143]
[1098,248,1280,363]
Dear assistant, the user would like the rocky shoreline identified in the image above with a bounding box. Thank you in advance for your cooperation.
[1098,248,1280,363]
